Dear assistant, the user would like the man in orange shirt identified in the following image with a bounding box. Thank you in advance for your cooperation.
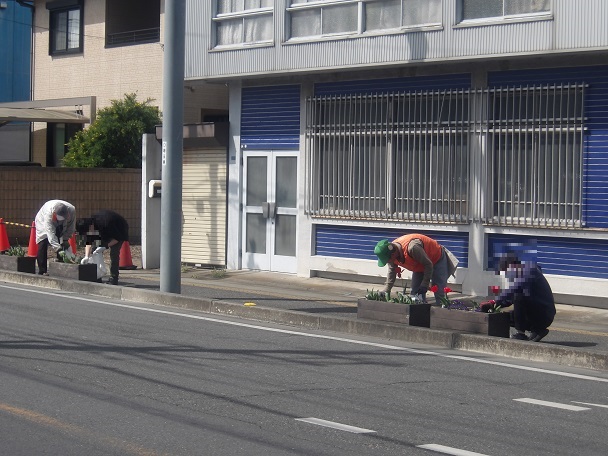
[374,233,458,304]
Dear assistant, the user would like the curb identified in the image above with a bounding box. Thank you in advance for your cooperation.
[1,270,606,372]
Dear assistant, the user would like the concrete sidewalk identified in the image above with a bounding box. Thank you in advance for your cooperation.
[2,267,607,372]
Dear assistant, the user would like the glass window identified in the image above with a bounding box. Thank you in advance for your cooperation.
[49,3,83,55]
[462,0,551,20]
[214,0,273,47]
[288,0,441,40]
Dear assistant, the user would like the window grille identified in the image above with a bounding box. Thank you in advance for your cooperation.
[305,89,472,223]
[305,83,585,228]
[482,84,585,228]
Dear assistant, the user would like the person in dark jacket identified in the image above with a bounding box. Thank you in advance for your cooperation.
[76,210,129,285]
[480,243,556,342]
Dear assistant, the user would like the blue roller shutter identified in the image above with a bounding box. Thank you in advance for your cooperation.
[315,225,469,268]
[488,234,608,279]
[241,85,300,150]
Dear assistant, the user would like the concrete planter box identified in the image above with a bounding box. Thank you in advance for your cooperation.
[48,261,98,282]
[357,298,431,327]
[0,255,37,274]
[430,307,512,338]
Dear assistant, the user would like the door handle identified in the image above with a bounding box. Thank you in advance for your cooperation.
[261,202,276,219]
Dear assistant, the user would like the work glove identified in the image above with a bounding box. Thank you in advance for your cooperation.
[80,256,90,265]
[93,246,106,255]
[411,293,427,303]
[379,291,387,300]
[479,300,496,312]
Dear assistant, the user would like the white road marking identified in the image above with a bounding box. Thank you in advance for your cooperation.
[572,401,608,409]
[295,417,376,434]
[417,444,489,455]
[514,398,590,411]
[2,283,608,383]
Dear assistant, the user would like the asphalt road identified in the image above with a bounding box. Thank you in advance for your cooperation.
[1,282,607,455]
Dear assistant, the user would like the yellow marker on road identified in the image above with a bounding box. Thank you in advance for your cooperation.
[244,302,256,306]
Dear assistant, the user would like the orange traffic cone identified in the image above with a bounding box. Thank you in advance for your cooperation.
[0,218,10,252]
[119,241,137,270]
[69,232,77,254]
[27,221,38,257]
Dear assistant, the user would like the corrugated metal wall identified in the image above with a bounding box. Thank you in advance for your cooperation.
[488,234,608,279]
[0,0,31,103]
[181,148,227,266]
[314,73,471,96]
[241,85,301,150]
[315,225,469,268]
[185,0,608,80]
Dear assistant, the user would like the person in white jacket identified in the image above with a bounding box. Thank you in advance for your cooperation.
[35,199,76,275]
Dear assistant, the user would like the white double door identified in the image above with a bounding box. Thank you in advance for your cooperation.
[242,151,298,273]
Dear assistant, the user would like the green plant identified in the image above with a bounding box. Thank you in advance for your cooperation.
[58,251,83,264]
[63,93,161,168]
[211,267,227,279]
[5,242,26,257]
[365,289,386,301]
[389,292,416,304]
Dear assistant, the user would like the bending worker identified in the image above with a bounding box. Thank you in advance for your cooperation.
[35,199,76,275]
[374,233,458,303]
[480,243,555,342]
[76,209,129,286]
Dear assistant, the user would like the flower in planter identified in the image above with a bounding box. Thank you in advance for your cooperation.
[438,287,501,313]
[364,288,425,304]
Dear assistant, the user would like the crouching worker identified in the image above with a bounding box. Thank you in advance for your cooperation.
[35,199,76,275]
[76,210,129,285]
[374,233,459,304]
[480,243,555,342]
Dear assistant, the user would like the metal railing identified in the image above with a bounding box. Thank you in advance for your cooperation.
[106,27,160,46]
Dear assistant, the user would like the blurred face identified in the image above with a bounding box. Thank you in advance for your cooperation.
[504,262,524,281]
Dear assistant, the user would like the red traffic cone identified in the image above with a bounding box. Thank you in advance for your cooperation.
[0,218,10,252]
[27,221,38,257]
[69,232,77,254]
[119,241,137,270]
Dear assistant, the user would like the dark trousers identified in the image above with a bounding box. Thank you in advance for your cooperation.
[37,226,63,274]
[109,241,123,279]
[513,297,555,333]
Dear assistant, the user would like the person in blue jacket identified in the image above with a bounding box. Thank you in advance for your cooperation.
[480,243,555,342]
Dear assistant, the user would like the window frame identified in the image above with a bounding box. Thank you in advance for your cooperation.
[212,1,274,50]
[286,0,443,43]
[456,0,553,26]
[47,0,84,56]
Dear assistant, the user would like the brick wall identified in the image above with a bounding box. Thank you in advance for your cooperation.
[0,167,141,245]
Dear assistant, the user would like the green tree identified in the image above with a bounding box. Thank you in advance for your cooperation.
[63,93,161,168]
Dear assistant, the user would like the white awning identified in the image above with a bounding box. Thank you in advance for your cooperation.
[0,107,90,126]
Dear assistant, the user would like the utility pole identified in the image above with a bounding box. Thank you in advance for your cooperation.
[160,0,185,293]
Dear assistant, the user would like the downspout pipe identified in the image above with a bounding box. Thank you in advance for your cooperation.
[16,0,35,162]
